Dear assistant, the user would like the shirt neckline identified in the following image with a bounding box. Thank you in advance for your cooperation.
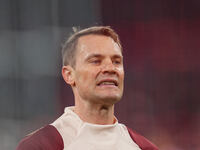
[64,106,119,127]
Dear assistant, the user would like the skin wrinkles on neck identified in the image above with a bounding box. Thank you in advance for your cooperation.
[73,93,115,125]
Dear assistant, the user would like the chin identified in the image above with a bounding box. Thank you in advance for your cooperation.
[97,94,122,105]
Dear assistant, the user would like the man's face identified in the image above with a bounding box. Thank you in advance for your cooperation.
[73,34,124,105]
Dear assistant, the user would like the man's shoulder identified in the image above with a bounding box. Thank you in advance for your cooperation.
[126,126,159,150]
[16,125,64,150]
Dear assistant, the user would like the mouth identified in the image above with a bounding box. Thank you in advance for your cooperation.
[97,79,118,87]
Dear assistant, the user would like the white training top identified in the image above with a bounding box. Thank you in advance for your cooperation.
[51,106,141,150]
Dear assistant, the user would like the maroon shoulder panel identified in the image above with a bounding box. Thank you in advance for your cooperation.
[16,124,158,150]
[127,127,159,150]
[16,125,64,150]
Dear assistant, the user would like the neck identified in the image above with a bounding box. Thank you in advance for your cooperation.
[74,100,115,125]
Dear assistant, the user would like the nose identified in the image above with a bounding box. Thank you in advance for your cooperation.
[101,59,116,74]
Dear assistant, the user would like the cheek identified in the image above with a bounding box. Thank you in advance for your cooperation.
[118,67,124,79]
[76,69,97,86]
[76,71,87,84]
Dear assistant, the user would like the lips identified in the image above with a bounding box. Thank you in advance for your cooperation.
[97,79,118,86]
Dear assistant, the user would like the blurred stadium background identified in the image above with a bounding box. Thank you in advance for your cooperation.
[0,0,200,149]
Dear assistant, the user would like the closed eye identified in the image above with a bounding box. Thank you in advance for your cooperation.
[90,59,101,64]
[86,54,103,65]
[113,58,122,65]
[113,60,121,64]
[112,54,123,65]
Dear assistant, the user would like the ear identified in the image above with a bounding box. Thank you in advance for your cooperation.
[62,65,75,86]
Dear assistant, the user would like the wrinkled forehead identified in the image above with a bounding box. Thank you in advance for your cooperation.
[76,34,122,56]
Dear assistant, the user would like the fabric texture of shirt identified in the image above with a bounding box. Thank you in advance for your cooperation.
[51,107,141,150]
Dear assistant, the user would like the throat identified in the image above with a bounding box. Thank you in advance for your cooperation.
[74,103,115,125]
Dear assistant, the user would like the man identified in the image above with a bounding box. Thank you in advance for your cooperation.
[16,26,158,150]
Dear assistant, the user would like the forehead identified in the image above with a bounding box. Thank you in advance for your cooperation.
[76,34,122,56]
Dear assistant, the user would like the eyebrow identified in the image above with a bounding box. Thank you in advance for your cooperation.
[85,54,123,61]
[112,54,123,59]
